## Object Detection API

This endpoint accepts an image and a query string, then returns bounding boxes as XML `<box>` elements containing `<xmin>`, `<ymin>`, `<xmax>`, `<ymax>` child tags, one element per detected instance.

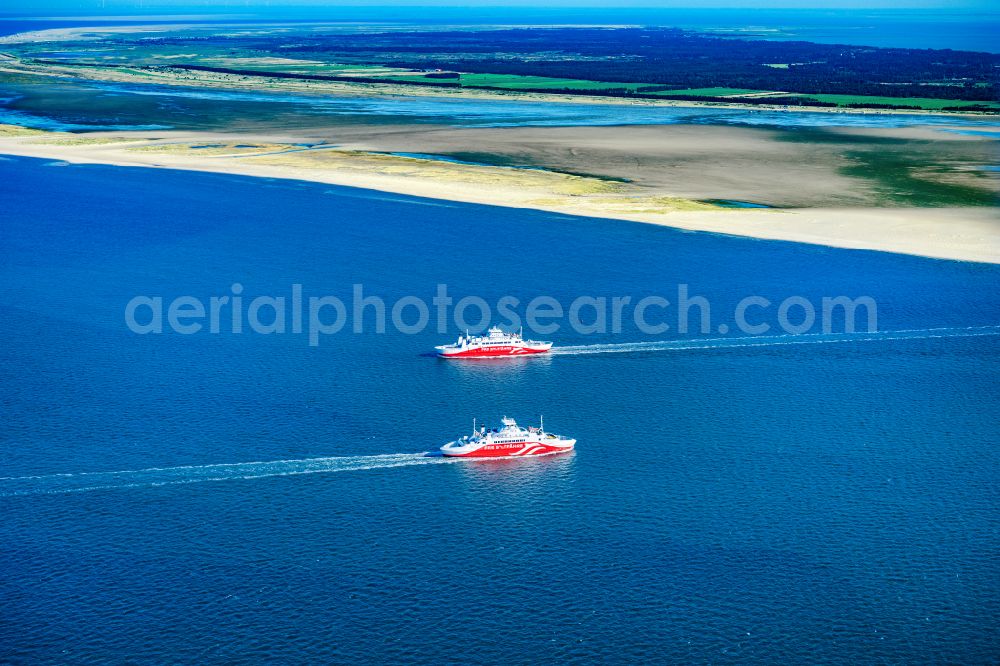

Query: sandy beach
<box><xmin>2</xmin><ymin>124</ymin><xmax>997</xmax><ymax>263</ymax></box>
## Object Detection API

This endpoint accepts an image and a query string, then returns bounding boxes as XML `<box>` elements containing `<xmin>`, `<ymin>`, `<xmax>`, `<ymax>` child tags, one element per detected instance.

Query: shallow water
<box><xmin>2</xmin><ymin>76</ymin><xmax>998</xmax><ymax>134</ymax></box>
<box><xmin>700</xmin><ymin>199</ymin><xmax>773</xmax><ymax>209</ymax></box>
<box><xmin>1</xmin><ymin>157</ymin><xmax>998</xmax><ymax>663</ymax></box>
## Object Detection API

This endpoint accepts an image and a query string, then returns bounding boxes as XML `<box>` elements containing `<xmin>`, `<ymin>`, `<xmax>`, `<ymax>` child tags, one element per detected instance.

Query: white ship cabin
<box><xmin>471</xmin><ymin>327</ymin><xmax>518</xmax><ymax>345</ymax></box>
<box><xmin>453</xmin><ymin>326</ymin><xmax>514</xmax><ymax>345</ymax></box>
<box><xmin>476</xmin><ymin>417</ymin><xmax>540</xmax><ymax>444</ymax></box>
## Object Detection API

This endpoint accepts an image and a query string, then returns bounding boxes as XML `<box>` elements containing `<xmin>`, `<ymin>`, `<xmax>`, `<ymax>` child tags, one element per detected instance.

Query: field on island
<box><xmin>797</xmin><ymin>94</ymin><xmax>1000</xmax><ymax>110</ymax></box>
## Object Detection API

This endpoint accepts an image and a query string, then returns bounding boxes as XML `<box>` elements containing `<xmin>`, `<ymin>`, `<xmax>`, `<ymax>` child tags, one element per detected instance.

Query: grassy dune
<box><xmin>0</xmin><ymin>123</ymin><xmax>44</xmax><ymax>136</ymax></box>
<box><xmin>30</xmin><ymin>136</ymin><xmax>150</xmax><ymax>146</ymax></box>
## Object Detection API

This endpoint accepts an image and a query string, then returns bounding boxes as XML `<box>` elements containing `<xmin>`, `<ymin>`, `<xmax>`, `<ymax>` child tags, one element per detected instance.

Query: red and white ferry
<box><xmin>440</xmin><ymin>416</ymin><xmax>576</xmax><ymax>458</ymax></box>
<box><xmin>435</xmin><ymin>326</ymin><xmax>552</xmax><ymax>358</ymax></box>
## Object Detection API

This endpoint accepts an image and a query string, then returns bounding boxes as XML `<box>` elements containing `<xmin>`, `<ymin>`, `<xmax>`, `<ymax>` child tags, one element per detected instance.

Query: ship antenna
<box><xmin>540</xmin><ymin>414</ymin><xmax>544</xmax><ymax>433</ymax></box>
<box><xmin>473</xmin><ymin>417</ymin><xmax>476</xmax><ymax>436</ymax></box>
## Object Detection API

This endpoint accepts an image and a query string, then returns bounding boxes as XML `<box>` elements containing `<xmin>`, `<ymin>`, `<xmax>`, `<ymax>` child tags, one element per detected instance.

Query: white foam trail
<box><xmin>551</xmin><ymin>325</ymin><xmax>1000</xmax><ymax>356</ymax></box>
<box><xmin>0</xmin><ymin>453</ymin><xmax>458</xmax><ymax>497</ymax></box>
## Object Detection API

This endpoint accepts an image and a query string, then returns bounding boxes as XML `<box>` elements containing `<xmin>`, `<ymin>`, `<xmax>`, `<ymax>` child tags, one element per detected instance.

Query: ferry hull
<box><xmin>438</xmin><ymin>345</ymin><xmax>551</xmax><ymax>359</ymax></box>
<box><xmin>441</xmin><ymin>439</ymin><xmax>575</xmax><ymax>458</ymax></box>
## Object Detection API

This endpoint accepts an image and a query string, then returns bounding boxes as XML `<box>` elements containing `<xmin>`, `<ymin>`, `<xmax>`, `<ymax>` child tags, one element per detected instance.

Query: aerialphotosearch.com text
<box><xmin>124</xmin><ymin>283</ymin><xmax>878</xmax><ymax>346</ymax></box>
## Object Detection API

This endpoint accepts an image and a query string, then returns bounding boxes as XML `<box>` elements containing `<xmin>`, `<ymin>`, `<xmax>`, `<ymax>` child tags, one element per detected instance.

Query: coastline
<box><xmin>1</xmin><ymin>54</ymin><xmax>997</xmax><ymax>120</ymax></box>
<box><xmin>2</xmin><ymin>126</ymin><xmax>997</xmax><ymax>264</ymax></box>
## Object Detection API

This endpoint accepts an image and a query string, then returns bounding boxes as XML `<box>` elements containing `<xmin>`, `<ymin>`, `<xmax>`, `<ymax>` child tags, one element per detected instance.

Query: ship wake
<box><xmin>0</xmin><ymin>453</ymin><xmax>457</xmax><ymax>497</ymax></box>
<box><xmin>551</xmin><ymin>325</ymin><xmax>1000</xmax><ymax>356</ymax></box>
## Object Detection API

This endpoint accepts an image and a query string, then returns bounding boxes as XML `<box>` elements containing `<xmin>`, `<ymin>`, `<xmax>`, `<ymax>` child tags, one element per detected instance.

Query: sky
<box><xmin>2</xmin><ymin>0</ymin><xmax>996</xmax><ymax>12</ymax></box>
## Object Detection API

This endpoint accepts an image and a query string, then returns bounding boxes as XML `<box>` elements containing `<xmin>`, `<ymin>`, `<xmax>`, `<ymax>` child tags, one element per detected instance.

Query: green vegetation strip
<box><xmin>144</xmin><ymin>64</ymin><xmax>998</xmax><ymax>112</ymax></box>
<box><xmin>796</xmin><ymin>94</ymin><xmax>1000</xmax><ymax>111</ymax></box>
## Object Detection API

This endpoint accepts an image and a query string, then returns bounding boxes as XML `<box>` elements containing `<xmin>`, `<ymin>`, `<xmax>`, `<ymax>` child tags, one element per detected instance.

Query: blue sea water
<box><xmin>0</xmin><ymin>18</ymin><xmax>157</xmax><ymax>38</ymax></box>
<box><xmin>1</xmin><ymin>8</ymin><xmax>997</xmax><ymax>52</ymax></box>
<box><xmin>1</xmin><ymin>156</ymin><xmax>999</xmax><ymax>663</ymax></box>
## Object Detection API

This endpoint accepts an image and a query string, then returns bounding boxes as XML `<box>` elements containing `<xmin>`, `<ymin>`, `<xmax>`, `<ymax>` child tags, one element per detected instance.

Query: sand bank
<box><xmin>0</xmin><ymin>126</ymin><xmax>997</xmax><ymax>264</ymax></box>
